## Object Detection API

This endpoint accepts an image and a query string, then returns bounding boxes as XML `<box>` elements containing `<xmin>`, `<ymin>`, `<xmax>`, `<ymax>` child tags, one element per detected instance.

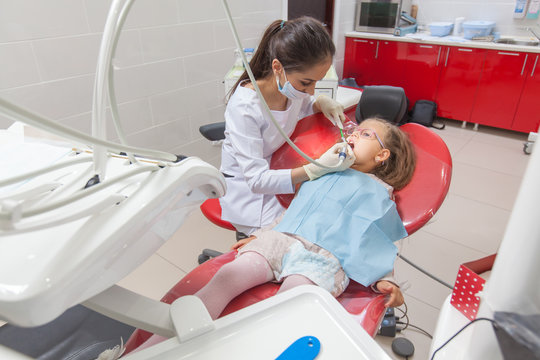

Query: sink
<box><xmin>494</xmin><ymin>37</ymin><xmax>539</xmax><ymax>46</ymax></box>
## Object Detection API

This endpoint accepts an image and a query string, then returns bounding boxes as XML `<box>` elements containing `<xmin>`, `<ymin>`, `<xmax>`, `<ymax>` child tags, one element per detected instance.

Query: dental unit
<box><xmin>1</xmin><ymin>0</ymin><xmax>539</xmax><ymax>359</ymax></box>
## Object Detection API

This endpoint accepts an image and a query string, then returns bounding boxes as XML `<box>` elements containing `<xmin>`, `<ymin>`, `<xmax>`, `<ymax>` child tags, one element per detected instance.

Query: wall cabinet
<box><xmin>344</xmin><ymin>36</ymin><xmax>540</xmax><ymax>133</ymax></box>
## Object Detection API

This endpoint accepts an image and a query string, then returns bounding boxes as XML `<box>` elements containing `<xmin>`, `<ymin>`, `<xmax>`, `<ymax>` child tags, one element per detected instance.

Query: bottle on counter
<box><xmin>526</xmin><ymin>0</ymin><xmax>540</xmax><ymax>18</ymax></box>
<box><xmin>411</xmin><ymin>0</ymin><xmax>418</xmax><ymax>19</ymax></box>
<box><xmin>453</xmin><ymin>17</ymin><xmax>465</xmax><ymax>36</ymax></box>
<box><xmin>514</xmin><ymin>0</ymin><xmax>530</xmax><ymax>19</ymax></box>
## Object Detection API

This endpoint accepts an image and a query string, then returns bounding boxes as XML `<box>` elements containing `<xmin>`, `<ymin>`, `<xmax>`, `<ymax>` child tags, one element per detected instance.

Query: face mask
<box><xmin>276</xmin><ymin>70</ymin><xmax>310</xmax><ymax>100</ymax></box>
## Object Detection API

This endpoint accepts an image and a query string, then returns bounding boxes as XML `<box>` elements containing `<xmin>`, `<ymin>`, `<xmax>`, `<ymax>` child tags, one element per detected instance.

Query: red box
<box><xmin>450</xmin><ymin>254</ymin><xmax>496</xmax><ymax>321</ymax></box>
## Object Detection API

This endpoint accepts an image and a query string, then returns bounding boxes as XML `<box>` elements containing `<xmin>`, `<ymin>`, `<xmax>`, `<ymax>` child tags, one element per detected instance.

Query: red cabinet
<box><xmin>344</xmin><ymin>37</ymin><xmax>378</xmax><ymax>86</ymax></box>
<box><xmin>343</xmin><ymin>38</ymin><xmax>407</xmax><ymax>87</ymax></box>
<box><xmin>403</xmin><ymin>43</ymin><xmax>443</xmax><ymax>107</ymax></box>
<box><xmin>435</xmin><ymin>47</ymin><xmax>486</xmax><ymax>122</ymax></box>
<box><xmin>373</xmin><ymin>40</ymin><xmax>408</xmax><ymax>87</ymax></box>
<box><xmin>344</xmin><ymin>35</ymin><xmax>539</xmax><ymax>133</ymax></box>
<box><xmin>469</xmin><ymin>50</ymin><xmax>530</xmax><ymax>129</ymax></box>
<box><xmin>512</xmin><ymin>53</ymin><xmax>540</xmax><ymax>133</ymax></box>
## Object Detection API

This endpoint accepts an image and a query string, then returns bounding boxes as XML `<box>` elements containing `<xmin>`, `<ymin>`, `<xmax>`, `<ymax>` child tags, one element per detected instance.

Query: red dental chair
<box><xmin>124</xmin><ymin>87</ymin><xmax>452</xmax><ymax>353</ymax></box>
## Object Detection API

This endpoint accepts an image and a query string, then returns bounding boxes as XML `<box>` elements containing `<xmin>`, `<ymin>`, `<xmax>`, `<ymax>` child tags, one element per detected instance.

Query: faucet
<box><xmin>527</xmin><ymin>26</ymin><xmax>540</xmax><ymax>41</ymax></box>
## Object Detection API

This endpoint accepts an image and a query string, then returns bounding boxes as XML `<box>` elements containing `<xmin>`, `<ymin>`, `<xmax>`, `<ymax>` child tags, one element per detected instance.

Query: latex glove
<box><xmin>317</xmin><ymin>94</ymin><xmax>345</xmax><ymax>129</ymax></box>
<box><xmin>303</xmin><ymin>142</ymin><xmax>355</xmax><ymax>181</ymax></box>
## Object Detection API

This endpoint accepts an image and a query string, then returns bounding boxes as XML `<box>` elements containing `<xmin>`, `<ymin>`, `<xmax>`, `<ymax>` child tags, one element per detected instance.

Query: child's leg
<box><xmin>195</xmin><ymin>251</ymin><xmax>273</xmax><ymax>319</ymax></box>
<box><xmin>276</xmin><ymin>274</ymin><xmax>315</xmax><ymax>295</ymax></box>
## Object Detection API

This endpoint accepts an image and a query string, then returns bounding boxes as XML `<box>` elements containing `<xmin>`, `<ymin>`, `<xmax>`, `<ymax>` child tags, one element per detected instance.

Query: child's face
<box><xmin>346</xmin><ymin>119</ymin><xmax>390</xmax><ymax>173</ymax></box>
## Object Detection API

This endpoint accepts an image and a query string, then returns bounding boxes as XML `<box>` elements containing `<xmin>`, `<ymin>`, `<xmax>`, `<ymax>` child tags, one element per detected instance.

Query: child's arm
<box><xmin>231</xmin><ymin>236</ymin><xmax>256</xmax><ymax>250</ymax></box>
<box><xmin>374</xmin><ymin>280</ymin><xmax>404</xmax><ymax>307</ymax></box>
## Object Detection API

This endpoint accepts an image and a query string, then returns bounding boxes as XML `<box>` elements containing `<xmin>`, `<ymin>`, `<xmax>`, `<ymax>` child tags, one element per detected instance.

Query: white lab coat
<box><xmin>220</xmin><ymin>85</ymin><xmax>315</xmax><ymax>234</ymax></box>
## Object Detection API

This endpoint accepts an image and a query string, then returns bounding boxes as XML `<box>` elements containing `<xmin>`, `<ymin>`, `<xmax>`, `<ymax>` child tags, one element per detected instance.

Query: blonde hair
<box><xmin>363</xmin><ymin>117</ymin><xmax>416</xmax><ymax>190</ymax></box>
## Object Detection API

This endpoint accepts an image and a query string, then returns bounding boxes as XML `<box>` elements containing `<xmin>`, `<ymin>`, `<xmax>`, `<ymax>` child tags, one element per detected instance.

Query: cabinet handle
<box><xmin>436</xmin><ymin>47</ymin><xmax>442</xmax><ymax>66</ymax></box>
<box><xmin>444</xmin><ymin>47</ymin><xmax>450</xmax><ymax>67</ymax></box>
<box><xmin>531</xmin><ymin>55</ymin><xmax>538</xmax><ymax>77</ymax></box>
<box><xmin>497</xmin><ymin>51</ymin><xmax>519</xmax><ymax>56</ymax></box>
<box><xmin>375</xmin><ymin>41</ymin><xmax>379</xmax><ymax>59</ymax></box>
<box><xmin>353</xmin><ymin>39</ymin><xmax>369</xmax><ymax>43</ymax></box>
<box><xmin>420</xmin><ymin>45</ymin><xmax>433</xmax><ymax>48</ymax></box>
<box><xmin>458</xmin><ymin>48</ymin><xmax>473</xmax><ymax>52</ymax></box>
<box><xmin>521</xmin><ymin>54</ymin><xmax>529</xmax><ymax>76</ymax></box>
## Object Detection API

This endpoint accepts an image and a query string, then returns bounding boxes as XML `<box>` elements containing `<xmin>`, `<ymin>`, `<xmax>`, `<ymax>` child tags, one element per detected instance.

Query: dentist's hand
<box><xmin>303</xmin><ymin>142</ymin><xmax>355</xmax><ymax>181</ymax></box>
<box><xmin>316</xmin><ymin>94</ymin><xmax>345</xmax><ymax>129</ymax></box>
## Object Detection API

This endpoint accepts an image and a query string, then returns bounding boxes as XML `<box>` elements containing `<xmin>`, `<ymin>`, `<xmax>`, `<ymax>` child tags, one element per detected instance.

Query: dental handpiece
<box><xmin>338</xmin><ymin>128</ymin><xmax>347</xmax><ymax>160</ymax></box>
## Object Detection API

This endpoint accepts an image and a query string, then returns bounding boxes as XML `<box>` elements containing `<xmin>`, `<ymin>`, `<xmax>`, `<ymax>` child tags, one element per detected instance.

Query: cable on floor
<box><xmin>398</xmin><ymin>254</ymin><xmax>454</xmax><ymax>289</ymax></box>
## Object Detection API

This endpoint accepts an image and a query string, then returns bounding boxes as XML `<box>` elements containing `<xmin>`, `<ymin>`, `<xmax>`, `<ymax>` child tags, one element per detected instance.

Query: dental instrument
<box><xmin>339</xmin><ymin>128</ymin><xmax>348</xmax><ymax>160</ymax></box>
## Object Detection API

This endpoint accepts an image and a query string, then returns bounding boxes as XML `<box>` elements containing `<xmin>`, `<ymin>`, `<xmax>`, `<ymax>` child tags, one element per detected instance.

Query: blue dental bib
<box><xmin>274</xmin><ymin>169</ymin><xmax>407</xmax><ymax>286</ymax></box>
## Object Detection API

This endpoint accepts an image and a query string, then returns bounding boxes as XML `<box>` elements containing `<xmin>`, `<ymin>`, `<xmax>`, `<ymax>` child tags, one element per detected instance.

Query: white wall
<box><xmin>0</xmin><ymin>0</ymin><xmax>282</xmax><ymax>166</ymax></box>
<box><xmin>332</xmin><ymin>0</ymin><xmax>540</xmax><ymax>78</ymax></box>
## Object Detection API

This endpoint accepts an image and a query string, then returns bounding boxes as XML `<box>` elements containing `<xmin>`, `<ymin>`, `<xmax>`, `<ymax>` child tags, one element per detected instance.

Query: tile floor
<box><xmin>117</xmin><ymin>119</ymin><xmax>531</xmax><ymax>359</ymax></box>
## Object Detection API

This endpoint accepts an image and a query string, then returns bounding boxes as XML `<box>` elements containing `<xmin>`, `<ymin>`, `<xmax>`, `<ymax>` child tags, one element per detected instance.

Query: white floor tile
<box><xmin>156</xmin><ymin>208</ymin><xmax>236</xmax><ymax>274</ymax></box>
<box><xmin>453</xmin><ymin>139</ymin><xmax>530</xmax><ymax>176</ymax></box>
<box><xmin>450</xmin><ymin>162</ymin><xmax>523</xmax><ymax>211</ymax></box>
<box><xmin>117</xmin><ymin>254</ymin><xmax>186</xmax><ymax>301</ymax></box>
<box><xmin>395</xmin><ymin>230</ymin><xmax>486</xmax><ymax>308</ymax></box>
<box><xmin>421</xmin><ymin>193</ymin><xmax>511</xmax><ymax>254</ymax></box>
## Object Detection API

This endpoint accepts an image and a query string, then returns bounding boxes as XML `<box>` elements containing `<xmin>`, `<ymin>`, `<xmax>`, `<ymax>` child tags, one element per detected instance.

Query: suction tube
<box><xmin>221</xmin><ymin>0</ymin><xmax>346</xmax><ymax>170</ymax></box>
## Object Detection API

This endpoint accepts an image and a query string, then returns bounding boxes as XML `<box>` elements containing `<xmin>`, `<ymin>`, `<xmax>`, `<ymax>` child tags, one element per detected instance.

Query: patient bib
<box><xmin>273</xmin><ymin>170</ymin><xmax>407</xmax><ymax>286</ymax></box>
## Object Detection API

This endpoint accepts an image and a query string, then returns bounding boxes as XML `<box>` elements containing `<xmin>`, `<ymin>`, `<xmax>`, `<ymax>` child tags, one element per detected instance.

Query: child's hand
<box><xmin>376</xmin><ymin>280</ymin><xmax>404</xmax><ymax>307</ymax></box>
<box><xmin>231</xmin><ymin>236</ymin><xmax>256</xmax><ymax>251</ymax></box>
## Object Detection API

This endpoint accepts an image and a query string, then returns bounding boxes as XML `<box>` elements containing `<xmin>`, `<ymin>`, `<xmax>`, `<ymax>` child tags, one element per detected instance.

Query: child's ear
<box><xmin>376</xmin><ymin>149</ymin><xmax>391</xmax><ymax>163</ymax></box>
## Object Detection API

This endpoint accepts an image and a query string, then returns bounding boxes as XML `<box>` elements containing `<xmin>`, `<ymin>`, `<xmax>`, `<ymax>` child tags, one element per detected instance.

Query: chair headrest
<box><xmin>356</xmin><ymin>86</ymin><xmax>407</xmax><ymax>125</ymax></box>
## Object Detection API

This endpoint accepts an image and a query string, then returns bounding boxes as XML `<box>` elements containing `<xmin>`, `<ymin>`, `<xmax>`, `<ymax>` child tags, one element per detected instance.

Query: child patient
<box><xmin>129</xmin><ymin>117</ymin><xmax>417</xmax><ymax>353</ymax></box>
<box><xmin>195</xmin><ymin>117</ymin><xmax>417</xmax><ymax>319</ymax></box>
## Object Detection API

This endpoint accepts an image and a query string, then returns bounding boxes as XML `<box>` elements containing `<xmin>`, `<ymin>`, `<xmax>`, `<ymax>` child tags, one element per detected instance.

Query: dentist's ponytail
<box><xmin>229</xmin><ymin>17</ymin><xmax>335</xmax><ymax>98</ymax></box>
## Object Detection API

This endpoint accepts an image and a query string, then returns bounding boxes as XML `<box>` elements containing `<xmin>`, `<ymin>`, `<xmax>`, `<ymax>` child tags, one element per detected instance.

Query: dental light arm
<box><xmin>106</xmin><ymin>0</ymin><xmax>138</xmax><ymax>165</ymax></box>
<box><xmin>221</xmin><ymin>0</ymin><xmax>346</xmax><ymax>171</ymax></box>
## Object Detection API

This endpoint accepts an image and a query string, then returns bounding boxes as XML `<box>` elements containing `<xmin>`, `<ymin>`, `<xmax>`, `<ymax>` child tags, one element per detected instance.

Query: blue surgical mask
<box><xmin>276</xmin><ymin>70</ymin><xmax>310</xmax><ymax>100</ymax></box>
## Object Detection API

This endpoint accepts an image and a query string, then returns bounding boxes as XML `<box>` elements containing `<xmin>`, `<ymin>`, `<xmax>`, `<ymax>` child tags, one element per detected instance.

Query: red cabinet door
<box><xmin>512</xmin><ymin>54</ymin><xmax>540</xmax><ymax>133</ymax></box>
<box><xmin>403</xmin><ymin>43</ymin><xmax>444</xmax><ymax>108</ymax></box>
<box><xmin>435</xmin><ymin>47</ymin><xmax>486</xmax><ymax>121</ymax></box>
<box><xmin>343</xmin><ymin>37</ymin><xmax>378</xmax><ymax>86</ymax></box>
<box><xmin>470</xmin><ymin>50</ymin><xmax>529</xmax><ymax>129</ymax></box>
<box><xmin>372</xmin><ymin>40</ymin><xmax>408</xmax><ymax>87</ymax></box>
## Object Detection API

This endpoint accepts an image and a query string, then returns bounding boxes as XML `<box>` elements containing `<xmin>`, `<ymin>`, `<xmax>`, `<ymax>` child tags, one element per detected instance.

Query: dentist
<box><xmin>220</xmin><ymin>17</ymin><xmax>354</xmax><ymax>236</ymax></box>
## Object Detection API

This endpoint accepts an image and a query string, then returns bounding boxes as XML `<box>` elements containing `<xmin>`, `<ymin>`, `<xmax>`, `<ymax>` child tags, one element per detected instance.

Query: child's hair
<box><xmin>229</xmin><ymin>16</ymin><xmax>335</xmax><ymax>96</ymax></box>
<box><xmin>365</xmin><ymin>117</ymin><xmax>416</xmax><ymax>190</ymax></box>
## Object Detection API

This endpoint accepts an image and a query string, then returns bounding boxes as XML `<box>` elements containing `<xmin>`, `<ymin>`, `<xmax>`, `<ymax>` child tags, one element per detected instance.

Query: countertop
<box><xmin>345</xmin><ymin>31</ymin><xmax>540</xmax><ymax>54</ymax></box>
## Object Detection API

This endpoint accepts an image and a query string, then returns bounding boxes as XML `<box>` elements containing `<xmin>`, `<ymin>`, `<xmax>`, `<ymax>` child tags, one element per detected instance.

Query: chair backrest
<box><xmin>356</xmin><ymin>86</ymin><xmax>408</xmax><ymax>125</ymax></box>
<box><xmin>270</xmin><ymin>107</ymin><xmax>452</xmax><ymax>236</ymax></box>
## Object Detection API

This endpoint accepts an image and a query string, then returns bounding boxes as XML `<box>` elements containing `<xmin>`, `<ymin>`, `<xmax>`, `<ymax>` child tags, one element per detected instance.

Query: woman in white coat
<box><xmin>220</xmin><ymin>17</ymin><xmax>354</xmax><ymax>236</ymax></box>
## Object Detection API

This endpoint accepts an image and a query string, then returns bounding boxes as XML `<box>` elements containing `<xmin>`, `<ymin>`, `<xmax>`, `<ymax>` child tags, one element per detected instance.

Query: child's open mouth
<box><xmin>348</xmin><ymin>142</ymin><xmax>354</xmax><ymax>150</ymax></box>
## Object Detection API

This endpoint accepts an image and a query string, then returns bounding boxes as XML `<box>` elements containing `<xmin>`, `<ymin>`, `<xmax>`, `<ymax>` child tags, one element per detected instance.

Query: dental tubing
<box><xmin>221</xmin><ymin>0</ymin><xmax>347</xmax><ymax>171</ymax></box>
<box><xmin>0</xmin><ymin>98</ymin><xmax>178</xmax><ymax>163</ymax></box>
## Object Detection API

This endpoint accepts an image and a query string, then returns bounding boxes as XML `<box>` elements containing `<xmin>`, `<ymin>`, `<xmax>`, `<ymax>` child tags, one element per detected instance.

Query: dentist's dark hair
<box><xmin>229</xmin><ymin>16</ymin><xmax>335</xmax><ymax>98</ymax></box>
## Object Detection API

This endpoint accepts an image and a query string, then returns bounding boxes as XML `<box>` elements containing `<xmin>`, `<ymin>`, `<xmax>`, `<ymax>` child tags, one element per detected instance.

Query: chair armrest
<box><xmin>199</xmin><ymin>122</ymin><xmax>226</xmax><ymax>141</ymax></box>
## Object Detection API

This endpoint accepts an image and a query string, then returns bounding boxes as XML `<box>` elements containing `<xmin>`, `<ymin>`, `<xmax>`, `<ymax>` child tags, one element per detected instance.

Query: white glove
<box><xmin>317</xmin><ymin>94</ymin><xmax>345</xmax><ymax>129</ymax></box>
<box><xmin>303</xmin><ymin>142</ymin><xmax>356</xmax><ymax>181</ymax></box>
